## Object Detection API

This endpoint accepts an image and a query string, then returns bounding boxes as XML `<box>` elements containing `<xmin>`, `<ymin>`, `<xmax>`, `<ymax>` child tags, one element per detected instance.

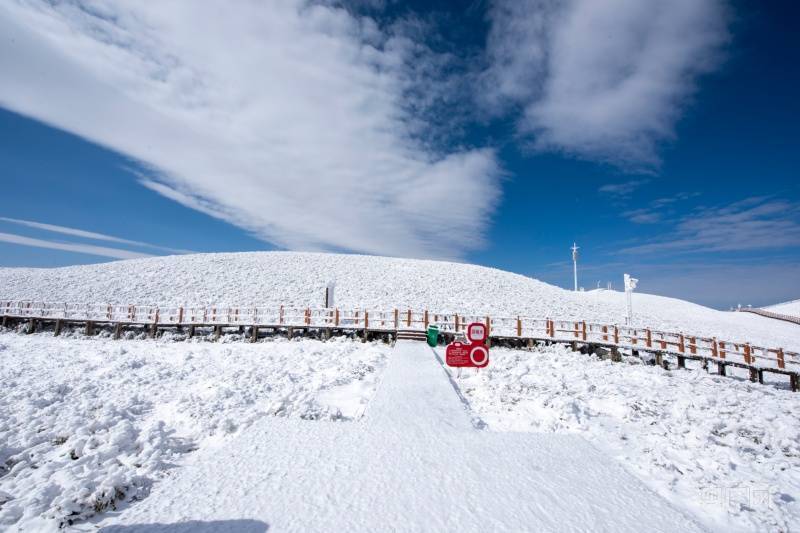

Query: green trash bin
<box><xmin>426</xmin><ymin>325</ymin><xmax>440</xmax><ymax>347</ymax></box>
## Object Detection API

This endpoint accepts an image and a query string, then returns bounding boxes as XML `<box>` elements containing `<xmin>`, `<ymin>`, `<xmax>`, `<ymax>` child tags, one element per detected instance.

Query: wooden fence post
<box><xmin>646</xmin><ymin>329</ymin><xmax>652</xmax><ymax>348</ymax></box>
<box><xmin>719</xmin><ymin>341</ymin><xmax>727</xmax><ymax>359</ymax></box>
<box><xmin>581</xmin><ymin>321</ymin><xmax>587</xmax><ymax>341</ymax></box>
<box><xmin>364</xmin><ymin>310</ymin><xmax>369</xmax><ymax>330</ymax></box>
<box><xmin>279</xmin><ymin>305</ymin><xmax>284</xmax><ymax>325</ymax></box>
<box><xmin>407</xmin><ymin>309</ymin><xmax>411</xmax><ymax>327</ymax></box>
<box><xmin>485</xmin><ymin>316</ymin><xmax>491</xmax><ymax>336</ymax></box>
<box><xmin>777</xmin><ymin>348</ymin><xmax>785</xmax><ymax>370</ymax></box>
<box><xmin>678</xmin><ymin>334</ymin><xmax>685</xmax><ymax>354</ymax></box>
<box><xmin>689</xmin><ymin>337</ymin><xmax>697</xmax><ymax>355</ymax></box>
<box><xmin>602</xmin><ymin>325</ymin><xmax>608</xmax><ymax>342</ymax></box>
<box><xmin>335</xmin><ymin>308</ymin><xmax>340</xmax><ymax>327</ymax></box>
<box><xmin>394</xmin><ymin>309</ymin><xmax>399</xmax><ymax>329</ymax></box>
<box><xmin>178</xmin><ymin>306</ymin><xmax>184</xmax><ymax>324</ymax></box>
<box><xmin>613</xmin><ymin>325</ymin><xmax>619</xmax><ymax>345</ymax></box>
<box><xmin>424</xmin><ymin>310</ymin><xmax>429</xmax><ymax>329</ymax></box>
<box><xmin>150</xmin><ymin>308</ymin><xmax>159</xmax><ymax>338</ymax></box>
<box><xmin>455</xmin><ymin>314</ymin><xmax>460</xmax><ymax>332</ymax></box>
<box><xmin>305</xmin><ymin>308</ymin><xmax>311</xmax><ymax>326</ymax></box>
<box><xmin>516</xmin><ymin>317</ymin><xmax>522</xmax><ymax>337</ymax></box>
<box><xmin>744</xmin><ymin>343</ymin><xmax>758</xmax><ymax>382</ymax></box>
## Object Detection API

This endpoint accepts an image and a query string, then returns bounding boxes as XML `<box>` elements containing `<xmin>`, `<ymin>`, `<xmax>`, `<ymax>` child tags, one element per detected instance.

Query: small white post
<box><xmin>324</xmin><ymin>281</ymin><xmax>335</xmax><ymax>308</ymax></box>
<box><xmin>624</xmin><ymin>273</ymin><xmax>638</xmax><ymax>325</ymax></box>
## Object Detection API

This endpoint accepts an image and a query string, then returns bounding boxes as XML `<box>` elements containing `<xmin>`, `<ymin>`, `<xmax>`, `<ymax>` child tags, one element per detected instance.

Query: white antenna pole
<box><xmin>571</xmin><ymin>242</ymin><xmax>579</xmax><ymax>292</ymax></box>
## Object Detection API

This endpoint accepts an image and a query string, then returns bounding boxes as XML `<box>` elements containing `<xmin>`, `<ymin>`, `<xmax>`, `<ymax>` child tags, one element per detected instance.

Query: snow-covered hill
<box><xmin>765</xmin><ymin>298</ymin><xmax>800</xmax><ymax>317</ymax></box>
<box><xmin>1</xmin><ymin>252</ymin><xmax>798</xmax><ymax>350</ymax></box>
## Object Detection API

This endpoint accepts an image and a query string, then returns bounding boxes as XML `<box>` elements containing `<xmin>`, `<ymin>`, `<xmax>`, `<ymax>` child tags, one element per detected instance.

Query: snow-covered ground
<box><xmin>0</xmin><ymin>331</ymin><xmax>389</xmax><ymax>531</ymax></box>
<box><xmin>765</xmin><ymin>299</ymin><xmax>800</xmax><ymax>317</ymax></box>
<box><xmin>441</xmin><ymin>344</ymin><xmax>800</xmax><ymax>532</ymax></box>
<box><xmin>97</xmin><ymin>341</ymin><xmax>706</xmax><ymax>533</ymax></box>
<box><xmin>1</xmin><ymin>252</ymin><xmax>798</xmax><ymax>351</ymax></box>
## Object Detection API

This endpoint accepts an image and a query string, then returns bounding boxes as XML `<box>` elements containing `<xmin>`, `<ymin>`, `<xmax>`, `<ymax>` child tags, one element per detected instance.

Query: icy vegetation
<box><xmin>0</xmin><ymin>251</ymin><xmax>798</xmax><ymax>350</ymax></box>
<box><xmin>446</xmin><ymin>344</ymin><xmax>800</xmax><ymax>532</ymax></box>
<box><xmin>0</xmin><ymin>332</ymin><xmax>389</xmax><ymax>530</ymax></box>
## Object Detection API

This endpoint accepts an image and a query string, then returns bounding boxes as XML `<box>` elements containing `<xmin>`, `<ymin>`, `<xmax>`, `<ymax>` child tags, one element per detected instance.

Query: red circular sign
<box><xmin>469</xmin><ymin>345</ymin><xmax>489</xmax><ymax>367</ymax></box>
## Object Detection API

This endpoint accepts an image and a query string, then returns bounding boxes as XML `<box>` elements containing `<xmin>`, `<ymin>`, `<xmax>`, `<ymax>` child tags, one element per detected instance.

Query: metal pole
<box><xmin>571</xmin><ymin>242</ymin><xmax>579</xmax><ymax>291</ymax></box>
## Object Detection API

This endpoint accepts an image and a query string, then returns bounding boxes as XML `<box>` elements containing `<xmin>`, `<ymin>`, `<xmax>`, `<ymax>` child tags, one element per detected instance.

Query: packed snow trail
<box><xmin>99</xmin><ymin>342</ymin><xmax>706</xmax><ymax>532</ymax></box>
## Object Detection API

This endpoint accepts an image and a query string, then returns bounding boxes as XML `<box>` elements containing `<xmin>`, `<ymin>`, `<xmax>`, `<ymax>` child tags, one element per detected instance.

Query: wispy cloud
<box><xmin>0</xmin><ymin>232</ymin><xmax>152</xmax><ymax>260</ymax></box>
<box><xmin>0</xmin><ymin>217</ymin><xmax>190</xmax><ymax>254</ymax></box>
<box><xmin>621</xmin><ymin>197</ymin><xmax>800</xmax><ymax>254</ymax></box>
<box><xmin>0</xmin><ymin>1</ymin><xmax>501</xmax><ymax>259</ymax></box>
<box><xmin>482</xmin><ymin>0</ymin><xmax>729</xmax><ymax>168</ymax></box>
<box><xmin>624</xmin><ymin>259</ymin><xmax>800</xmax><ymax>309</ymax></box>
<box><xmin>622</xmin><ymin>209</ymin><xmax>663</xmax><ymax>224</ymax></box>
<box><xmin>598</xmin><ymin>179</ymin><xmax>650</xmax><ymax>198</ymax></box>
<box><xmin>620</xmin><ymin>192</ymin><xmax>700</xmax><ymax>224</ymax></box>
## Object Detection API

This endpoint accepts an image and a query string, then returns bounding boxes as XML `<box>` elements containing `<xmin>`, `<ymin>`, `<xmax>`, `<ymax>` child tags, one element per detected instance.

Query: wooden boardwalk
<box><xmin>2</xmin><ymin>300</ymin><xmax>798</xmax><ymax>392</ymax></box>
<box><xmin>737</xmin><ymin>306</ymin><xmax>800</xmax><ymax>325</ymax></box>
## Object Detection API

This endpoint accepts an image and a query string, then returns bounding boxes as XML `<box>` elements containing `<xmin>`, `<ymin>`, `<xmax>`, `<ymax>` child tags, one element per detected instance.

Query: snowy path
<box><xmin>99</xmin><ymin>342</ymin><xmax>706</xmax><ymax>532</ymax></box>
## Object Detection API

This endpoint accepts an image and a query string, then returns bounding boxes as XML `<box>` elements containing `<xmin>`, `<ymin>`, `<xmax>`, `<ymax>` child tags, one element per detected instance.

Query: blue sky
<box><xmin>1</xmin><ymin>0</ymin><xmax>798</xmax><ymax>309</ymax></box>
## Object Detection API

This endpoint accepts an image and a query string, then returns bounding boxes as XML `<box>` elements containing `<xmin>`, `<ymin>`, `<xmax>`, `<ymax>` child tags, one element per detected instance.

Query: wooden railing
<box><xmin>2</xmin><ymin>299</ymin><xmax>798</xmax><ymax>375</ymax></box>
<box><xmin>737</xmin><ymin>307</ymin><xmax>800</xmax><ymax>325</ymax></box>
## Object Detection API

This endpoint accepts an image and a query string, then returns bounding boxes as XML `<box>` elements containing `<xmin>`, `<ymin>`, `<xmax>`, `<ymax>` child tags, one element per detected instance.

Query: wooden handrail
<box><xmin>2</xmin><ymin>299</ymin><xmax>798</xmax><ymax>370</ymax></box>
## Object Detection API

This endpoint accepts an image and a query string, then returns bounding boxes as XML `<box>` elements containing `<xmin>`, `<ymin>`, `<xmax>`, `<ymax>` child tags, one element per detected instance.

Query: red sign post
<box><xmin>446</xmin><ymin>322</ymin><xmax>489</xmax><ymax>368</ymax></box>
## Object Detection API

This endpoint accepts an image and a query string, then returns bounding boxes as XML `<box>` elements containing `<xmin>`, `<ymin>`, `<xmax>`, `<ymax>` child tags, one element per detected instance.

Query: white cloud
<box><xmin>0</xmin><ymin>232</ymin><xmax>152</xmax><ymax>260</ymax></box>
<box><xmin>621</xmin><ymin>208</ymin><xmax>662</xmax><ymax>225</ymax></box>
<box><xmin>0</xmin><ymin>217</ymin><xmax>191</xmax><ymax>254</ymax></box>
<box><xmin>628</xmin><ymin>260</ymin><xmax>800</xmax><ymax>310</ymax></box>
<box><xmin>598</xmin><ymin>179</ymin><xmax>650</xmax><ymax>198</ymax></box>
<box><xmin>484</xmin><ymin>0</ymin><xmax>728</xmax><ymax>167</ymax></box>
<box><xmin>0</xmin><ymin>1</ymin><xmax>501</xmax><ymax>259</ymax></box>
<box><xmin>621</xmin><ymin>197</ymin><xmax>800</xmax><ymax>254</ymax></box>
<box><xmin>619</xmin><ymin>192</ymin><xmax>700</xmax><ymax>224</ymax></box>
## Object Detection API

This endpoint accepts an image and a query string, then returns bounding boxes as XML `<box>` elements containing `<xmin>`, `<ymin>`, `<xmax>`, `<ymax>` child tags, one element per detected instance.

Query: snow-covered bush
<box><xmin>0</xmin><ymin>333</ymin><xmax>389</xmax><ymax>530</ymax></box>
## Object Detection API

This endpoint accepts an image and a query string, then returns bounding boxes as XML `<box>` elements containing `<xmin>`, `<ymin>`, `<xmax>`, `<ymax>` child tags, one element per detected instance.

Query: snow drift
<box><xmin>0</xmin><ymin>333</ymin><xmax>389</xmax><ymax>530</ymax></box>
<box><xmin>446</xmin><ymin>345</ymin><xmax>800</xmax><ymax>532</ymax></box>
<box><xmin>766</xmin><ymin>299</ymin><xmax>800</xmax><ymax>318</ymax></box>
